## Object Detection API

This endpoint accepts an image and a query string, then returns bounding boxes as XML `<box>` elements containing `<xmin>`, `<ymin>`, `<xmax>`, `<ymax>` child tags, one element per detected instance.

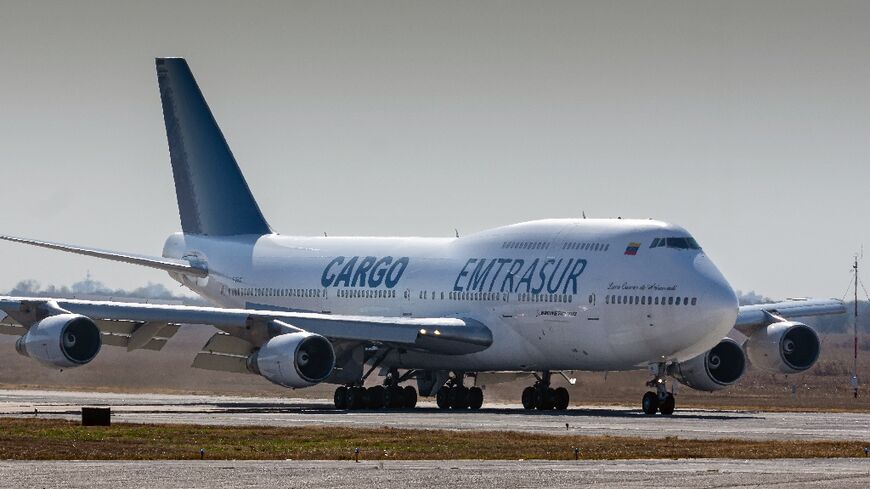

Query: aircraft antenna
<box><xmin>454</xmin><ymin>229</ymin><xmax>460</xmax><ymax>238</ymax></box>
<box><xmin>853</xmin><ymin>254</ymin><xmax>859</xmax><ymax>398</ymax></box>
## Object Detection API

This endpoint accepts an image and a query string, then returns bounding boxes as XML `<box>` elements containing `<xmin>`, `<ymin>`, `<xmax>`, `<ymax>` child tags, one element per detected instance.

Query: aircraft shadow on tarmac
<box><xmin>200</xmin><ymin>402</ymin><xmax>750</xmax><ymax>421</ymax></box>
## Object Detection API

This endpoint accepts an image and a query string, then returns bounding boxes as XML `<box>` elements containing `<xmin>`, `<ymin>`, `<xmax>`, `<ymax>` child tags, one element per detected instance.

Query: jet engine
<box><xmin>15</xmin><ymin>314</ymin><xmax>102</xmax><ymax>368</ymax></box>
<box><xmin>247</xmin><ymin>332</ymin><xmax>335</xmax><ymax>388</ymax></box>
<box><xmin>669</xmin><ymin>338</ymin><xmax>746</xmax><ymax>392</ymax></box>
<box><xmin>745</xmin><ymin>321</ymin><xmax>820</xmax><ymax>374</ymax></box>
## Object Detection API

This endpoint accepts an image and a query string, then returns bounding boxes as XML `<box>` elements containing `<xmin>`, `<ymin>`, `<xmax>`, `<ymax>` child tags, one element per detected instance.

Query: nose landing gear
<box><xmin>521</xmin><ymin>371</ymin><xmax>570</xmax><ymax>411</ymax></box>
<box><xmin>642</xmin><ymin>362</ymin><xmax>675</xmax><ymax>415</ymax></box>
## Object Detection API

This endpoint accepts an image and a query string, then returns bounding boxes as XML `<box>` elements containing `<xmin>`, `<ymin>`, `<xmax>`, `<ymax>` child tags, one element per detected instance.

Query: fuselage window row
<box><xmin>560</xmin><ymin>242</ymin><xmax>610</xmax><ymax>252</ymax></box>
<box><xmin>604</xmin><ymin>295</ymin><xmax>698</xmax><ymax>306</ymax></box>
<box><xmin>223</xmin><ymin>287</ymin><xmax>324</xmax><ymax>298</ymax></box>
<box><xmin>337</xmin><ymin>289</ymin><xmax>397</xmax><ymax>299</ymax></box>
<box><xmin>501</xmin><ymin>240</ymin><xmax>552</xmax><ymax>250</ymax></box>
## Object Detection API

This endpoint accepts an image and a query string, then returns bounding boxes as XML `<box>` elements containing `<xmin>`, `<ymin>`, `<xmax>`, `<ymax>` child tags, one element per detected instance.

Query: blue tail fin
<box><xmin>156</xmin><ymin>58</ymin><xmax>272</xmax><ymax>236</ymax></box>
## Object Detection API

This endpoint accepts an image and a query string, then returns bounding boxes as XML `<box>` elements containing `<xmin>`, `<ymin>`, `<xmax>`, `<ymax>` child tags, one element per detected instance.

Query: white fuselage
<box><xmin>163</xmin><ymin>218</ymin><xmax>738</xmax><ymax>373</ymax></box>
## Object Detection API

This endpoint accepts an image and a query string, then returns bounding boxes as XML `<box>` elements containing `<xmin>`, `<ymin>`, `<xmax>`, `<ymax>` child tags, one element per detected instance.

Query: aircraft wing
<box><xmin>0</xmin><ymin>297</ymin><xmax>492</xmax><ymax>356</ymax></box>
<box><xmin>734</xmin><ymin>298</ymin><xmax>846</xmax><ymax>335</ymax></box>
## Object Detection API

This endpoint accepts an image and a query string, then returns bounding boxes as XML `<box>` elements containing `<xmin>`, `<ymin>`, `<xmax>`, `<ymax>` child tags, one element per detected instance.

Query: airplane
<box><xmin>0</xmin><ymin>58</ymin><xmax>845</xmax><ymax>415</ymax></box>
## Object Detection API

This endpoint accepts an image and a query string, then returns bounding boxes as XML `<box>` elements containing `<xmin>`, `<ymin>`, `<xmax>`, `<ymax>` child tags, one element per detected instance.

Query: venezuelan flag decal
<box><xmin>624</xmin><ymin>242</ymin><xmax>641</xmax><ymax>256</ymax></box>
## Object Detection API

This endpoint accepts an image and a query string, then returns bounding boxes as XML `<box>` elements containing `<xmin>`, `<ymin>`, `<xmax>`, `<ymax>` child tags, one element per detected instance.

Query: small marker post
<box><xmin>200</xmin><ymin>448</ymin><xmax>205</xmax><ymax>460</ymax></box>
<box><xmin>573</xmin><ymin>447</ymin><xmax>580</xmax><ymax>460</ymax></box>
<box><xmin>354</xmin><ymin>447</ymin><xmax>360</xmax><ymax>463</ymax></box>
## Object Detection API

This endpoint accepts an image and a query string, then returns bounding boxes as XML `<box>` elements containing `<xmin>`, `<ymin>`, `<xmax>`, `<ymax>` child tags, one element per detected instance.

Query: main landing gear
<box><xmin>521</xmin><ymin>371</ymin><xmax>570</xmax><ymax>411</ymax></box>
<box><xmin>641</xmin><ymin>363</ymin><xmax>675</xmax><ymax>415</ymax></box>
<box><xmin>333</xmin><ymin>369</ymin><xmax>418</xmax><ymax>410</ymax></box>
<box><xmin>436</xmin><ymin>374</ymin><xmax>484</xmax><ymax>410</ymax></box>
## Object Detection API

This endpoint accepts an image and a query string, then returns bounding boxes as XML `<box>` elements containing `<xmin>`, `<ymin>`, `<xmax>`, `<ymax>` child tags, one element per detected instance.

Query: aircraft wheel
<box><xmin>467</xmin><ymin>387</ymin><xmax>484</xmax><ymax>410</ymax></box>
<box><xmin>333</xmin><ymin>386</ymin><xmax>348</xmax><ymax>409</ymax></box>
<box><xmin>521</xmin><ymin>386</ymin><xmax>536</xmax><ymax>410</ymax></box>
<box><xmin>383</xmin><ymin>385</ymin><xmax>403</xmax><ymax>409</ymax></box>
<box><xmin>403</xmin><ymin>386</ymin><xmax>418</xmax><ymax>409</ymax></box>
<box><xmin>642</xmin><ymin>391</ymin><xmax>659</xmax><ymax>415</ymax></box>
<box><xmin>346</xmin><ymin>386</ymin><xmax>365</xmax><ymax>410</ymax></box>
<box><xmin>367</xmin><ymin>385</ymin><xmax>386</xmax><ymax>409</ymax></box>
<box><xmin>659</xmin><ymin>393</ymin><xmax>675</xmax><ymax>415</ymax></box>
<box><xmin>449</xmin><ymin>386</ymin><xmax>469</xmax><ymax>409</ymax></box>
<box><xmin>436</xmin><ymin>387</ymin><xmax>450</xmax><ymax>409</ymax></box>
<box><xmin>553</xmin><ymin>387</ymin><xmax>570</xmax><ymax>410</ymax></box>
<box><xmin>536</xmin><ymin>388</ymin><xmax>555</xmax><ymax>410</ymax></box>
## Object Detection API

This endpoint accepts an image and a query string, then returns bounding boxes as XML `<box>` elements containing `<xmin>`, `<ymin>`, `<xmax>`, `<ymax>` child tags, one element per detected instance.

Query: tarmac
<box><xmin>1</xmin><ymin>459</ymin><xmax>869</xmax><ymax>488</ymax></box>
<box><xmin>2</xmin><ymin>389</ymin><xmax>870</xmax><ymax>441</ymax></box>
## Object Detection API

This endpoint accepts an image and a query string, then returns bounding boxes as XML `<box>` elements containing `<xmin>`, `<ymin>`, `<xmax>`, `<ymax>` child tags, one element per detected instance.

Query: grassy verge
<box><xmin>1</xmin><ymin>418</ymin><xmax>869</xmax><ymax>460</ymax></box>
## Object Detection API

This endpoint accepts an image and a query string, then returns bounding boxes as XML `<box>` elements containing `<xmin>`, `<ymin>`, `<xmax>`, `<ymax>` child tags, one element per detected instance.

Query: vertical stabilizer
<box><xmin>156</xmin><ymin>57</ymin><xmax>272</xmax><ymax>236</ymax></box>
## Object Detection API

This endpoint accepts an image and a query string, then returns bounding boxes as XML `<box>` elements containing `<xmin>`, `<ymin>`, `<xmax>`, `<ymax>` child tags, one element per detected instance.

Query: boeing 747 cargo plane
<box><xmin>0</xmin><ymin>59</ymin><xmax>845</xmax><ymax>414</ymax></box>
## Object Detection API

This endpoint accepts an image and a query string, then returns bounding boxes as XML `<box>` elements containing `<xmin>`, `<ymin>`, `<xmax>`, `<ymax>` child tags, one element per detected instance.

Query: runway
<box><xmin>1</xmin><ymin>459</ymin><xmax>869</xmax><ymax>489</ymax></box>
<box><xmin>2</xmin><ymin>389</ymin><xmax>870</xmax><ymax>441</ymax></box>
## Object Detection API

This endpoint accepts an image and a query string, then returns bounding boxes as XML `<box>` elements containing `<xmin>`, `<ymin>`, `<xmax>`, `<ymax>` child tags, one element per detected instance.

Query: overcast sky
<box><xmin>0</xmin><ymin>1</ymin><xmax>868</xmax><ymax>300</ymax></box>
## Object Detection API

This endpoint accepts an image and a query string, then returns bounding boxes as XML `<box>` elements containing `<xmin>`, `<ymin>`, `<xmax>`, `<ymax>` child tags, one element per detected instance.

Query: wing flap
<box><xmin>203</xmin><ymin>332</ymin><xmax>255</xmax><ymax>356</ymax></box>
<box><xmin>0</xmin><ymin>323</ymin><xmax>25</xmax><ymax>336</ymax></box>
<box><xmin>192</xmin><ymin>352</ymin><xmax>250</xmax><ymax>374</ymax></box>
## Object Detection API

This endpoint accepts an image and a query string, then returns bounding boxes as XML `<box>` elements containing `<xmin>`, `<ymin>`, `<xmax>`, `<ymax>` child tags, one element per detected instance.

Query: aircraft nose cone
<box><xmin>694</xmin><ymin>253</ymin><xmax>739</xmax><ymax>338</ymax></box>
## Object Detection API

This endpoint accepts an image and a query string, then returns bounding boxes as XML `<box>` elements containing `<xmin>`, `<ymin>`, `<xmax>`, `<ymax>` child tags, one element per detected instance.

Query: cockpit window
<box><xmin>651</xmin><ymin>237</ymin><xmax>701</xmax><ymax>250</ymax></box>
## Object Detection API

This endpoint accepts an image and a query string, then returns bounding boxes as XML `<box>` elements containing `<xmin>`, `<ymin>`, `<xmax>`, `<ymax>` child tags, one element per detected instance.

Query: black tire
<box><xmin>659</xmin><ymin>393</ymin><xmax>675</xmax><ymax>415</ymax></box>
<box><xmin>367</xmin><ymin>385</ymin><xmax>386</xmax><ymax>409</ymax></box>
<box><xmin>383</xmin><ymin>386</ymin><xmax>403</xmax><ymax>409</ymax></box>
<box><xmin>403</xmin><ymin>386</ymin><xmax>418</xmax><ymax>409</ymax></box>
<box><xmin>553</xmin><ymin>387</ymin><xmax>570</xmax><ymax>410</ymax></box>
<box><xmin>436</xmin><ymin>387</ymin><xmax>450</xmax><ymax>409</ymax></box>
<box><xmin>449</xmin><ymin>386</ymin><xmax>469</xmax><ymax>409</ymax></box>
<box><xmin>347</xmin><ymin>387</ymin><xmax>365</xmax><ymax>410</ymax></box>
<box><xmin>467</xmin><ymin>387</ymin><xmax>484</xmax><ymax>410</ymax></box>
<box><xmin>536</xmin><ymin>388</ymin><xmax>555</xmax><ymax>410</ymax></box>
<box><xmin>521</xmin><ymin>386</ymin><xmax>536</xmax><ymax>410</ymax></box>
<box><xmin>642</xmin><ymin>391</ymin><xmax>659</xmax><ymax>415</ymax></box>
<box><xmin>333</xmin><ymin>386</ymin><xmax>348</xmax><ymax>409</ymax></box>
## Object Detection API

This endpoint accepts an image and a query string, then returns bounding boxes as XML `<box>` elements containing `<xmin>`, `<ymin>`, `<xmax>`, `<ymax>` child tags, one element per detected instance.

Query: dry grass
<box><xmin>1</xmin><ymin>418</ymin><xmax>869</xmax><ymax>461</ymax></box>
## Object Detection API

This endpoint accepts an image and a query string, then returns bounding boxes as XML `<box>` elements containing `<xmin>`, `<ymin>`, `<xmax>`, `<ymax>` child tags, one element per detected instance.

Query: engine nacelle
<box><xmin>745</xmin><ymin>321</ymin><xmax>820</xmax><ymax>374</ymax></box>
<box><xmin>669</xmin><ymin>338</ymin><xmax>746</xmax><ymax>392</ymax></box>
<box><xmin>15</xmin><ymin>314</ymin><xmax>102</xmax><ymax>368</ymax></box>
<box><xmin>247</xmin><ymin>332</ymin><xmax>335</xmax><ymax>388</ymax></box>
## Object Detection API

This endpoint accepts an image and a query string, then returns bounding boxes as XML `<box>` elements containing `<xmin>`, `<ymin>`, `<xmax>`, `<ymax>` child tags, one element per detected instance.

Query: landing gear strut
<box><xmin>642</xmin><ymin>362</ymin><xmax>675</xmax><ymax>415</ymax></box>
<box><xmin>521</xmin><ymin>371</ymin><xmax>570</xmax><ymax>411</ymax></box>
<box><xmin>333</xmin><ymin>368</ymin><xmax>418</xmax><ymax>410</ymax></box>
<box><xmin>436</xmin><ymin>373</ymin><xmax>484</xmax><ymax>410</ymax></box>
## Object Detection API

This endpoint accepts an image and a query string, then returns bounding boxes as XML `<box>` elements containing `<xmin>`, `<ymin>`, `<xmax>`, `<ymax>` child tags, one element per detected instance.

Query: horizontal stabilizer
<box><xmin>0</xmin><ymin>235</ymin><xmax>207</xmax><ymax>277</ymax></box>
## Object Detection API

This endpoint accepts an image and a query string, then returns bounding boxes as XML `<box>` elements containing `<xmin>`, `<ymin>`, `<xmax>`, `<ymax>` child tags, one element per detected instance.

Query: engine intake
<box><xmin>669</xmin><ymin>338</ymin><xmax>746</xmax><ymax>392</ymax></box>
<box><xmin>15</xmin><ymin>314</ymin><xmax>102</xmax><ymax>368</ymax></box>
<box><xmin>745</xmin><ymin>321</ymin><xmax>820</xmax><ymax>374</ymax></box>
<box><xmin>247</xmin><ymin>332</ymin><xmax>335</xmax><ymax>388</ymax></box>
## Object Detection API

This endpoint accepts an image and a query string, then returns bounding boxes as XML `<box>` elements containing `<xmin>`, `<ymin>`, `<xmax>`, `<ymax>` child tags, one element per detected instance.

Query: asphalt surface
<box><xmin>2</xmin><ymin>389</ymin><xmax>870</xmax><ymax>441</ymax></box>
<box><xmin>1</xmin><ymin>459</ymin><xmax>869</xmax><ymax>488</ymax></box>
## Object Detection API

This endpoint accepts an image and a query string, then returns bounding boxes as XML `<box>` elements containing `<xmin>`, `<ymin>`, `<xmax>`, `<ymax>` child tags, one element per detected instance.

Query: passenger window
<box><xmin>691</xmin><ymin>297</ymin><xmax>697</xmax><ymax>305</ymax></box>
<box><xmin>668</xmin><ymin>297</ymin><xmax>674</xmax><ymax>305</ymax></box>
<box><xmin>675</xmin><ymin>297</ymin><xmax>681</xmax><ymax>305</ymax></box>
